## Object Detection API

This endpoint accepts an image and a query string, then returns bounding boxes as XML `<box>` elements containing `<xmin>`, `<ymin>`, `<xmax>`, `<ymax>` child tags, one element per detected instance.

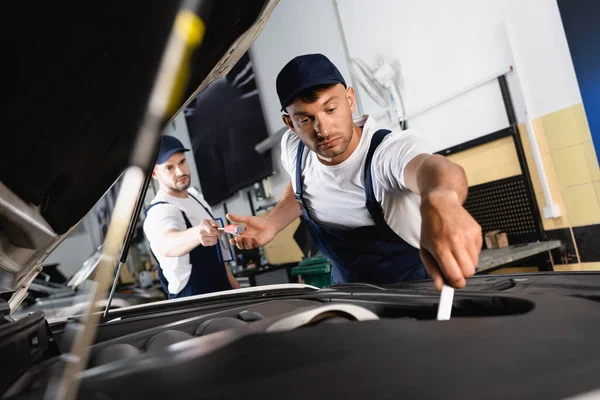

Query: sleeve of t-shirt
<box><xmin>143</xmin><ymin>203</ymin><xmax>187</xmax><ymax>246</ymax></box>
<box><xmin>280</xmin><ymin>129</ymin><xmax>299</xmax><ymax>179</ymax></box>
<box><xmin>372</xmin><ymin>128</ymin><xmax>431</xmax><ymax>192</ymax></box>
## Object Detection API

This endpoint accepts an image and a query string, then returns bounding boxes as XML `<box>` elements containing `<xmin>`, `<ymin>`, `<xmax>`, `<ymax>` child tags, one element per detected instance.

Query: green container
<box><xmin>291</xmin><ymin>255</ymin><xmax>332</xmax><ymax>288</ymax></box>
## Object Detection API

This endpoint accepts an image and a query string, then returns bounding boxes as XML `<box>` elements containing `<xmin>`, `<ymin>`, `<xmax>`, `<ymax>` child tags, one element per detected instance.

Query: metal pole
<box><xmin>118</xmin><ymin>149</ymin><xmax>157</xmax><ymax>265</ymax></box>
<box><xmin>102</xmin><ymin>160</ymin><xmax>155</xmax><ymax>323</ymax></box>
<box><xmin>102</xmin><ymin>261</ymin><xmax>124</xmax><ymax>321</ymax></box>
<box><xmin>404</xmin><ymin>66</ymin><xmax>513</xmax><ymax>121</ymax></box>
<box><xmin>505</xmin><ymin>18</ymin><xmax>559</xmax><ymax>219</ymax></box>
<box><xmin>332</xmin><ymin>0</ymin><xmax>364</xmax><ymax>116</ymax></box>
<box><xmin>498</xmin><ymin>75</ymin><xmax>547</xmax><ymax>242</ymax></box>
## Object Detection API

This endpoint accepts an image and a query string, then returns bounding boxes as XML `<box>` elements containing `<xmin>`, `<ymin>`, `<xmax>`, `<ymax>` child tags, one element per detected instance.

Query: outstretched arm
<box><xmin>404</xmin><ymin>154</ymin><xmax>482</xmax><ymax>290</ymax></box>
<box><xmin>227</xmin><ymin>181</ymin><xmax>301</xmax><ymax>250</ymax></box>
<box><xmin>156</xmin><ymin>219</ymin><xmax>221</xmax><ymax>257</ymax></box>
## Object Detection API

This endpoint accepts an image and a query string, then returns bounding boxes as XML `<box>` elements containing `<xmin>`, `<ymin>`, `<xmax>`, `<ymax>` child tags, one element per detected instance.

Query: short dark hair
<box><xmin>284</xmin><ymin>83</ymin><xmax>337</xmax><ymax>113</ymax></box>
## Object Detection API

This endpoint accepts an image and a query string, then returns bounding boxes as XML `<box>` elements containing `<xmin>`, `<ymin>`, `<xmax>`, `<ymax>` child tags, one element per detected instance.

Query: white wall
<box><xmin>505</xmin><ymin>0</ymin><xmax>582</xmax><ymax>117</ymax></box>
<box><xmin>335</xmin><ymin>0</ymin><xmax>582</xmax><ymax>151</ymax></box>
<box><xmin>168</xmin><ymin>0</ymin><xmax>584</xmax><ymax>211</ymax></box>
<box><xmin>249</xmin><ymin>0</ymin><xmax>354</xmax><ymax>135</ymax></box>
<box><xmin>44</xmin><ymin>211</ymin><xmax>98</xmax><ymax>278</ymax></box>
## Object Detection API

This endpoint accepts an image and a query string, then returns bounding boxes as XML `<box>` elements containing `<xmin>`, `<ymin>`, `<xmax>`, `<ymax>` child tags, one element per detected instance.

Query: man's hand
<box><xmin>404</xmin><ymin>154</ymin><xmax>480</xmax><ymax>290</ymax></box>
<box><xmin>226</xmin><ymin>213</ymin><xmax>278</xmax><ymax>250</ymax></box>
<box><xmin>198</xmin><ymin>219</ymin><xmax>220</xmax><ymax>247</ymax></box>
<box><xmin>225</xmin><ymin>181</ymin><xmax>301</xmax><ymax>251</ymax></box>
<box><xmin>419</xmin><ymin>190</ymin><xmax>482</xmax><ymax>291</ymax></box>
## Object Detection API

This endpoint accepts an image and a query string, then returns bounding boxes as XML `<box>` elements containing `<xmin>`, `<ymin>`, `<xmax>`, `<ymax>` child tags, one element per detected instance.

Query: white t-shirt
<box><xmin>143</xmin><ymin>188</ymin><xmax>215</xmax><ymax>294</ymax></box>
<box><xmin>280</xmin><ymin>115</ymin><xmax>429</xmax><ymax>248</ymax></box>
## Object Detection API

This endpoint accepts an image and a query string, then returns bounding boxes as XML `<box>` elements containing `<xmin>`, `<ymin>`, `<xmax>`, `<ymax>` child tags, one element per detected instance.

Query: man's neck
<box><xmin>318</xmin><ymin>124</ymin><xmax>362</xmax><ymax>166</ymax></box>
<box><xmin>161</xmin><ymin>186</ymin><xmax>189</xmax><ymax>199</ymax></box>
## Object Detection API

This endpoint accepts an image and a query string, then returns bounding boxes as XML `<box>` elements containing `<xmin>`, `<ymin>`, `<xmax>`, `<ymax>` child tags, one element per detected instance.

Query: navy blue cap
<box><xmin>156</xmin><ymin>135</ymin><xmax>189</xmax><ymax>164</ymax></box>
<box><xmin>276</xmin><ymin>53</ymin><xmax>346</xmax><ymax>111</ymax></box>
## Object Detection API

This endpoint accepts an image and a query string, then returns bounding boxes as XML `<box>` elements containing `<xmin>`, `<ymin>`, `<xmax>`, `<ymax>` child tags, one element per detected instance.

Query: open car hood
<box><xmin>1</xmin><ymin>0</ymin><xmax>279</xmax><ymax>310</ymax></box>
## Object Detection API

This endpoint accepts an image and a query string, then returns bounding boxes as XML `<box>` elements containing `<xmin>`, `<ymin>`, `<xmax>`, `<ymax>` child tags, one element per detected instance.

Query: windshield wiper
<box><xmin>327</xmin><ymin>282</ymin><xmax>389</xmax><ymax>291</ymax></box>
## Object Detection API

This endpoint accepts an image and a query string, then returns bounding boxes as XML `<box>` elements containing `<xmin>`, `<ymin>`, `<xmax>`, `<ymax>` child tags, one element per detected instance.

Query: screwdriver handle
<box><xmin>436</xmin><ymin>284</ymin><xmax>454</xmax><ymax>321</ymax></box>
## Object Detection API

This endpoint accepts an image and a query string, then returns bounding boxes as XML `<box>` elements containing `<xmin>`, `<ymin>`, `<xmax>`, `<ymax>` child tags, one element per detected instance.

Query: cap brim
<box><xmin>280</xmin><ymin>78</ymin><xmax>345</xmax><ymax>112</ymax></box>
<box><xmin>156</xmin><ymin>147</ymin><xmax>190</xmax><ymax>164</ymax></box>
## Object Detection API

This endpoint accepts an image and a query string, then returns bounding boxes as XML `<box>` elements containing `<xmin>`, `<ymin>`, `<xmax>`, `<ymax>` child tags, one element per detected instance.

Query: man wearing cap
<box><xmin>143</xmin><ymin>135</ymin><xmax>240</xmax><ymax>299</ymax></box>
<box><xmin>227</xmin><ymin>54</ymin><xmax>482</xmax><ymax>290</ymax></box>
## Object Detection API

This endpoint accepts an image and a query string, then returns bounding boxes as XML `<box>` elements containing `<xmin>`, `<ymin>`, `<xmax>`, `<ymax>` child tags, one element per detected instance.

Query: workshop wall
<box><xmin>155</xmin><ymin>0</ymin><xmax>600</xmax><ymax>273</ymax></box>
<box><xmin>157</xmin><ymin>106</ymin><xmax>269</xmax><ymax>221</ymax></box>
<box><xmin>203</xmin><ymin>0</ymin><xmax>354</xmax><ymax>221</ymax></box>
<box><xmin>241</xmin><ymin>0</ymin><xmax>588</xmax><ymax>192</ymax></box>
<box><xmin>335</xmin><ymin>0</ymin><xmax>582</xmax><ymax>152</ymax></box>
<box><xmin>329</xmin><ymin>0</ymin><xmax>599</xmax><ymax>271</ymax></box>
<box><xmin>447</xmin><ymin>102</ymin><xmax>600</xmax><ymax>271</ymax></box>
<box><xmin>523</xmin><ymin>104</ymin><xmax>600</xmax><ymax>271</ymax></box>
<box><xmin>445</xmin><ymin>136</ymin><xmax>521</xmax><ymax>187</ymax></box>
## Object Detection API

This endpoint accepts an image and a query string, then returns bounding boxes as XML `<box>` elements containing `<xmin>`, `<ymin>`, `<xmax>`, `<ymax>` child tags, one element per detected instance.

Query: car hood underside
<box><xmin>0</xmin><ymin>0</ymin><xmax>278</xmax><ymax>305</ymax></box>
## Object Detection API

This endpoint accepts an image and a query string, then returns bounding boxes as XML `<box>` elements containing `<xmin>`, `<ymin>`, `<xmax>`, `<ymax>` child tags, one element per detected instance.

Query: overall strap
<box><xmin>293</xmin><ymin>141</ymin><xmax>314</xmax><ymax>220</ymax></box>
<box><xmin>294</xmin><ymin>141</ymin><xmax>306</xmax><ymax>200</ymax></box>
<box><xmin>179</xmin><ymin>210</ymin><xmax>193</xmax><ymax>229</ymax></box>
<box><xmin>144</xmin><ymin>200</ymin><xmax>193</xmax><ymax>229</ymax></box>
<box><xmin>363</xmin><ymin>129</ymin><xmax>392</xmax><ymax>221</ymax></box>
<box><xmin>188</xmin><ymin>192</ymin><xmax>215</xmax><ymax>220</ymax></box>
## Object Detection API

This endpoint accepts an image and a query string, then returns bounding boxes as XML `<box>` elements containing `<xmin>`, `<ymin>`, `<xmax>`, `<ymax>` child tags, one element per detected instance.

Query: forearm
<box><xmin>415</xmin><ymin>155</ymin><xmax>468</xmax><ymax>203</ymax></box>
<box><xmin>414</xmin><ymin>155</ymin><xmax>481</xmax><ymax>290</ymax></box>
<box><xmin>157</xmin><ymin>227</ymin><xmax>201</xmax><ymax>257</ymax></box>
<box><xmin>264</xmin><ymin>181</ymin><xmax>302</xmax><ymax>233</ymax></box>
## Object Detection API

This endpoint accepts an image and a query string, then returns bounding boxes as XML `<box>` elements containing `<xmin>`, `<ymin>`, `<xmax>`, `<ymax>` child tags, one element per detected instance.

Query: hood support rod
<box><xmin>102</xmin><ymin>163</ymin><xmax>155</xmax><ymax>323</ymax></box>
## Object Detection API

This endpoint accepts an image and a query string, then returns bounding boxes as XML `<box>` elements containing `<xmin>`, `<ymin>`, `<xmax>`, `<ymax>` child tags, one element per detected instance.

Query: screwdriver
<box><xmin>217</xmin><ymin>223</ymin><xmax>245</xmax><ymax>235</ymax></box>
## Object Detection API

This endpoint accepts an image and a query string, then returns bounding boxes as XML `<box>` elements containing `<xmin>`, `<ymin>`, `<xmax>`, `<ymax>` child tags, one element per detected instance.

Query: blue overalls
<box><xmin>144</xmin><ymin>193</ymin><xmax>231</xmax><ymax>299</ymax></box>
<box><xmin>295</xmin><ymin>129</ymin><xmax>428</xmax><ymax>285</ymax></box>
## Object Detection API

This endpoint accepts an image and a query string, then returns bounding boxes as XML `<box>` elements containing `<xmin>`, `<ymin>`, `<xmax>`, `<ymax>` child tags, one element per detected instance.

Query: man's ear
<box><xmin>282</xmin><ymin>114</ymin><xmax>295</xmax><ymax>133</ymax></box>
<box><xmin>346</xmin><ymin>86</ymin><xmax>357</xmax><ymax>114</ymax></box>
<box><xmin>151</xmin><ymin>168</ymin><xmax>158</xmax><ymax>180</ymax></box>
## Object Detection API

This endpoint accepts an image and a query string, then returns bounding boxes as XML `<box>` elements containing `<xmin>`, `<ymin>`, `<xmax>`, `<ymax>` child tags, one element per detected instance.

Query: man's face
<box><xmin>283</xmin><ymin>84</ymin><xmax>357</xmax><ymax>163</ymax></box>
<box><xmin>152</xmin><ymin>151</ymin><xmax>191</xmax><ymax>193</ymax></box>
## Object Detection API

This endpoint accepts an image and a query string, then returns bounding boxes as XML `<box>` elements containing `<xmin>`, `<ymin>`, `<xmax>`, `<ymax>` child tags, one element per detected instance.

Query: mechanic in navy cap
<box><xmin>227</xmin><ymin>54</ymin><xmax>482</xmax><ymax>290</ymax></box>
<box><xmin>143</xmin><ymin>135</ymin><xmax>240</xmax><ymax>299</ymax></box>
